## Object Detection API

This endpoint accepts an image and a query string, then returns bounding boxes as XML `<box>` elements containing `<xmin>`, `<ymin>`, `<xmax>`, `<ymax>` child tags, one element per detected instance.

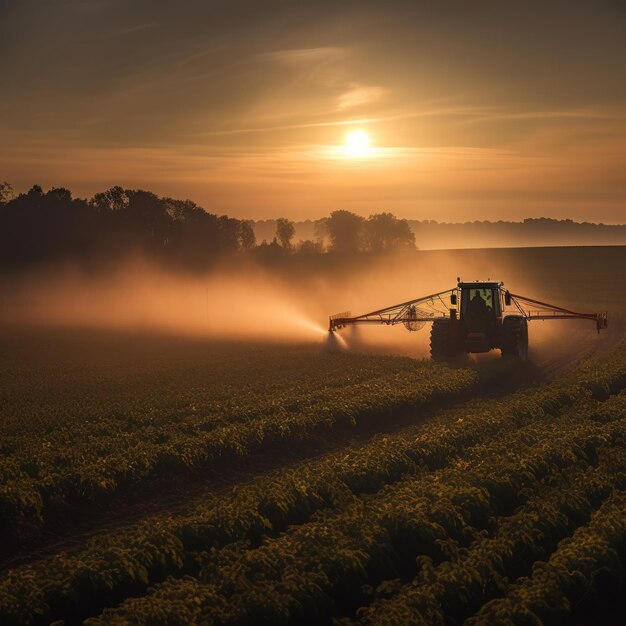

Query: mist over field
<box><xmin>0</xmin><ymin>184</ymin><xmax>621</xmax><ymax>365</ymax></box>
<box><xmin>1</xmin><ymin>246</ymin><xmax>621</xmax><ymax>362</ymax></box>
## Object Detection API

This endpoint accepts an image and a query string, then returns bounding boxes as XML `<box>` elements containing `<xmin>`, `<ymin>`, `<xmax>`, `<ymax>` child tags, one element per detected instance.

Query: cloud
<box><xmin>111</xmin><ymin>22</ymin><xmax>156</xmax><ymax>37</ymax></box>
<box><xmin>337</xmin><ymin>85</ymin><xmax>385</xmax><ymax>110</ymax></box>
<box><xmin>260</xmin><ymin>47</ymin><xmax>344</xmax><ymax>65</ymax></box>
<box><xmin>462</xmin><ymin>106</ymin><xmax>626</xmax><ymax>125</ymax></box>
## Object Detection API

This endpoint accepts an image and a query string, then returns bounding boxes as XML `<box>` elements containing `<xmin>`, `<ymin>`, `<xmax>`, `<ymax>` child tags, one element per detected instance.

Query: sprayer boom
<box><xmin>328</xmin><ymin>279</ymin><xmax>608</xmax><ymax>360</ymax></box>
<box><xmin>329</xmin><ymin>288</ymin><xmax>454</xmax><ymax>331</ymax></box>
<box><xmin>505</xmin><ymin>292</ymin><xmax>608</xmax><ymax>332</ymax></box>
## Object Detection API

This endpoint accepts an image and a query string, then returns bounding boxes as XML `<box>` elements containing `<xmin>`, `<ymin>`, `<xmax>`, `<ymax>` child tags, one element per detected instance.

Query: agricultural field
<box><xmin>1</xmin><ymin>246</ymin><xmax>625</xmax><ymax>625</ymax></box>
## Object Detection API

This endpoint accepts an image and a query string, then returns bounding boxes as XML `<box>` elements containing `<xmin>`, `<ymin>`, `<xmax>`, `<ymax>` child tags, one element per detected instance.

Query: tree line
<box><xmin>0</xmin><ymin>183</ymin><xmax>415</xmax><ymax>270</ymax></box>
<box><xmin>254</xmin><ymin>215</ymin><xmax>626</xmax><ymax>251</ymax></box>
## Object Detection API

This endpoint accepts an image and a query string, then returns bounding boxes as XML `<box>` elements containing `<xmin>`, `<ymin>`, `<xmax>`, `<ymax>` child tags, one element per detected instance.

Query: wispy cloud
<box><xmin>260</xmin><ymin>47</ymin><xmax>344</xmax><ymax>65</ymax></box>
<box><xmin>111</xmin><ymin>22</ymin><xmax>156</xmax><ymax>37</ymax></box>
<box><xmin>196</xmin><ymin>105</ymin><xmax>492</xmax><ymax>138</ymax></box>
<box><xmin>337</xmin><ymin>85</ymin><xmax>385</xmax><ymax>110</ymax></box>
<box><xmin>461</xmin><ymin>106</ymin><xmax>626</xmax><ymax>125</ymax></box>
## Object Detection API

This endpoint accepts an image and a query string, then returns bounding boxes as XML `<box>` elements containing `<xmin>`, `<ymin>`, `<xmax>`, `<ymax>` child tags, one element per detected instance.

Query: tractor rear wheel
<box><xmin>430</xmin><ymin>319</ymin><xmax>454</xmax><ymax>361</ymax></box>
<box><xmin>501</xmin><ymin>316</ymin><xmax>528</xmax><ymax>360</ymax></box>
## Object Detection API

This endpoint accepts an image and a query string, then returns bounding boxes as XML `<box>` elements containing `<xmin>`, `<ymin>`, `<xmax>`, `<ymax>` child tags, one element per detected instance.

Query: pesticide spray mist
<box><xmin>0</xmin><ymin>253</ymin><xmax>451</xmax><ymax>356</ymax></box>
<box><xmin>0</xmin><ymin>248</ymin><xmax>616</xmax><ymax>361</ymax></box>
<box><xmin>0</xmin><ymin>259</ymin><xmax>330</xmax><ymax>343</ymax></box>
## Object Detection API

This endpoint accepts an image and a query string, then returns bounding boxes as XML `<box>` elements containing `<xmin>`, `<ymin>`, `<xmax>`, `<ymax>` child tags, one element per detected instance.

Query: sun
<box><xmin>344</xmin><ymin>130</ymin><xmax>370</xmax><ymax>157</ymax></box>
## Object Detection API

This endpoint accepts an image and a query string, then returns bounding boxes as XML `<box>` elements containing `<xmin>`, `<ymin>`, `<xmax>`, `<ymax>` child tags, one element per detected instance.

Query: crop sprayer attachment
<box><xmin>328</xmin><ymin>279</ymin><xmax>608</xmax><ymax>361</ymax></box>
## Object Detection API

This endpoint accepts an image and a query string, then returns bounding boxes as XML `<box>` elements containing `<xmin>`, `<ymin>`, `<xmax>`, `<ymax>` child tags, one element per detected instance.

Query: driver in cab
<box><xmin>468</xmin><ymin>290</ymin><xmax>492</xmax><ymax>329</ymax></box>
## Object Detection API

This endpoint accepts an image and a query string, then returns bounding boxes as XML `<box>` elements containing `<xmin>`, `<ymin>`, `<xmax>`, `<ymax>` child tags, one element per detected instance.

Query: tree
<box><xmin>47</xmin><ymin>187</ymin><xmax>73</xmax><ymax>202</ymax></box>
<box><xmin>218</xmin><ymin>215</ymin><xmax>243</xmax><ymax>252</ymax></box>
<box><xmin>0</xmin><ymin>182</ymin><xmax>14</xmax><ymax>204</ymax></box>
<box><xmin>89</xmin><ymin>186</ymin><xmax>129</xmax><ymax>212</ymax></box>
<box><xmin>313</xmin><ymin>218</ymin><xmax>329</xmax><ymax>250</ymax></box>
<box><xmin>163</xmin><ymin>197</ymin><xmax>200</xmax><ymax>222</ymax></box>
<box><xmin>276</xmin><ymin>217</ymin><xmax>295</xmax><ymax>249</ymax></box>
<box><xmin>26</xmin><ymin>184</ymin><xmax>44</xmax><ymax>199</ymax></box>
<box><xmin>364</xmin><ymin>212</ymin><xmax>415</xmax><ymax>252</ymax></box>
<box><xmin>239</xmin><ymin>221</ymin><xmax>257</xmax><ymax>250</ymax></box>
<box><xmin>175</xmin><ymin>209</ymin><xmax>221</xmax><ymax>267</ymax></box>
<box><xmin>322</xmin><ymin>210</ymin><xmax>365</xmax><ymax>254</ymax></box>
<box><xmin>122</xmin><ymin>190</ymin><xmax>171</xmax><ymax>252</ymax></box>
<box><xmin>297</xmin><ymin>239</ymin><xmax>324</xmax><ymax>254</ymax></box>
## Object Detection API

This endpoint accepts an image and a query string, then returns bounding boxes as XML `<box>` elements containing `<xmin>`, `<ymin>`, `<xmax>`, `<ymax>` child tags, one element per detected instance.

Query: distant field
<box><xmin>0</xmin><ymin>245</ymin><xmax>625</xmax><ymax>625</ymax></box>
<box><xmin>245</xmin><ymin>245</ymin><xmax>626</xmax><ymax>316</ymax></box>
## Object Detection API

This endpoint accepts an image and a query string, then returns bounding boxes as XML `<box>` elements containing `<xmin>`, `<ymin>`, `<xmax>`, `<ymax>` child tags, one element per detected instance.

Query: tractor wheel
<box><xmin>501</xmin><ymin>316</ymin><xmax>528</xmax><ymax>360</ymax></box>
<box><xmin>430</xmin><ymin>319</ymin><xmax>453</xmax><ymax>361</ymax></box>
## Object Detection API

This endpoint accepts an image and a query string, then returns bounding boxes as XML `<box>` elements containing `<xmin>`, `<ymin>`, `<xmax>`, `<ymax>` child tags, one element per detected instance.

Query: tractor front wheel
<box><xmin>501</xmin><ymin>316</ymin><xmax>529</xmax><ymax>360</ymax></box>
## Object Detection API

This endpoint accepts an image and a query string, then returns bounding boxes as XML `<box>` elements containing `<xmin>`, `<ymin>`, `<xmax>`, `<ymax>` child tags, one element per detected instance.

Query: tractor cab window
<box><xmin>461</xmin><ymin>288</ymin><xmax>498</xmax><ymax>322</ymax></box>
<box><xmin>469</xmin><ymin>288</ymin><xmax>493</xmax><ymax>310</ymax></box>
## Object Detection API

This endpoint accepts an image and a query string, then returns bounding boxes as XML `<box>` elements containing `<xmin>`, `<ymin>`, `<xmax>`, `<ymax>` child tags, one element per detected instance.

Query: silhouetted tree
<box><xmin>174</xmin><ymin>209</ymin><xmax>221</xmax><ymax>268</ymax></box>
<box><xmin>124</xmin><ymin>190</ymin><xmax>172</xmax><ymax>253</ymax></box>
<box><xmin>297</xmin><ymin>239</ymin><xmax>324</xmax><ymax>254</ymax></box>
<box><xmin>313</xmin><ymin>218</ymin><xmax>329</xmax><ymax>248</ymax></box>
<box><xmin>253</xmin><ymin>238</ymin><xmax>287</xmax><ymax>264</ymax></box>
<box><xmin>364</xmin><ymin>212</ymin><xmax>415</xmax><ymax>252</ymax></box>
<box><xmin>0</xmin><ymin>182</ymin><xmax>14</xmax><ymax>204</ymax></box>
<box><xmin>275</xmin><ymin>217</ymin><xmax>295</xmax><ymax>249</ymax></box>
<box><xmin>47</xmin><ymin>187</ymin><xmax>73</xmax><ymax>203</ymax></box>
<box><xmin>90</xmin><ymin>186</ymin><xmax>129</xmax><ymax>212</ymax></box>
<box><xmin>218</xmin><ymin>215</ymin><xmax>243</xmax><ymax>252</ymax></box>
<box><xmin>239</xmin><ymin>222</ymin><xmax>257</xmax><ymax>250</ymax></box>
<box><xmin>0</xmin><ymin>184</ymin><xmax>260</xmax><ymax>270</ymax></box>
<box><xmin>2</xmin><ymin>182</ymin><xmax>623</xmax><ymax>271</ymax></box>
<box><xmin>0</xmin><ymin>185</ymin><xmax>99</xmax><ymax>265</ymax></box>
<box><xmin>322</xmin><ymin>210</ymin><xmax>365</xmax><ymax>254</ymax></box>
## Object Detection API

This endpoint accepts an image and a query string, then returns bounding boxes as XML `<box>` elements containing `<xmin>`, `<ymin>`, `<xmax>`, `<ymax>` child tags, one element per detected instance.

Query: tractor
<box><xmin>328</xmin><ymin>279</ymin><xmax>608</xmax><ymax>360</ymax></box>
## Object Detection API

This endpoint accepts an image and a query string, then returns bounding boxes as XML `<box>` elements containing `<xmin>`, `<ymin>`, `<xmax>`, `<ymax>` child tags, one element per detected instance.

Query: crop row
<box><xmin>1</xmin><ymin>348</ymin><xmax>431</xmax><ymax>436</ymax></box>
<box><xmin>347</xmin><ymin>422</ymin><xmax>626</xmax><ymax>624</ymax></box>
<box><xmin>465</xmin><ymin>489</ymin><xmax>626</xmax><ymax>625</ymax></box>
<box><xmin>2</xmin><ymin>353</ymin><xmax>624</xmax><ymax>625</ymax></box>
<box><xmin>83</xmin><ymin>396</ymin><xmax>626</xmax><ymax>624</ymax></box>
<box><xmin>0</xmin><ymin>359</ymin><xmax>479</xmax><ymax>540</ymax></box>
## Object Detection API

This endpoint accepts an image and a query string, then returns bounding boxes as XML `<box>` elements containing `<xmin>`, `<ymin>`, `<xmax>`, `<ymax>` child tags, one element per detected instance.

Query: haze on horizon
<box><xmin>1</xmin><ymin>0</ymin><xmax>625</xmax><ymax>223</ymax></box>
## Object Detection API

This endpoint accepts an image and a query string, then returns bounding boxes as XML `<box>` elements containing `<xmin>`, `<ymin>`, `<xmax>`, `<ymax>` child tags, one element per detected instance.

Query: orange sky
<box><xmin>1</xmin><ymin>1</ymin><xmax>625</xmax><ymax>222</ymax></box>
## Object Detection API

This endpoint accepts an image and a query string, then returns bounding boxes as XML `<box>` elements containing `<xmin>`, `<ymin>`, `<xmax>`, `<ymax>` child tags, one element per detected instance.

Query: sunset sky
<box><xmin>1</xmin><ymin>0</ymin><xmax>625</xmax><ymax>222</ymax></box>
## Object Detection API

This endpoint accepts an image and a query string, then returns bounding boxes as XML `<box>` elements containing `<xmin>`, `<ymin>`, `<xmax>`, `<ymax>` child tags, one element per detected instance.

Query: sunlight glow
<box><xmin>344</xmin><ymin>130</ymin><xmax>371</xmax><ymax>157</ymax></box>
